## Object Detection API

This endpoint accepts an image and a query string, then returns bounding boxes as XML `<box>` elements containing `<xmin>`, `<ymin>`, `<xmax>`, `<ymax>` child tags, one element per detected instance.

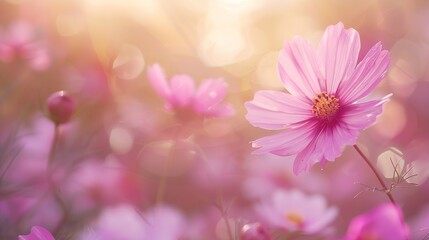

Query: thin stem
<box><xmin>353</xmin><ymin>144</ymin><xmax>397</xmax><ymax>205</ymax></box>
<box><xmin>47</xmin><ymin>124</ymin><xmax>69</xmax><ymax>235</ymax></box>
<box><xmin>155</xmin><ymin>164</ymin><xmax>169</xmax><ymax>204</ymax></box>
<box><xmin>224</xmin><ymin>215</ymin><xmax>234</xmax><ymax>240</ymax></box>
<box><xmin>219</xmin><ymin>196</ymin><xmax>234</xmax><ymax>240</ymax></box>
<box><xmin>155</xmin><ymin>141</ymin><xmax>173</xmax><ymax>205</ymax></box>
<box><xmin>48</xmin><ymin>124</ymin><xmax>60</xmax><ymax>168</ymax></box>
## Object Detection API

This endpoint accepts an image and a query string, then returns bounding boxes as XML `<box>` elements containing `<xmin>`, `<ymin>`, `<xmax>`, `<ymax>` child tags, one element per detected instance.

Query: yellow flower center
<box><xmin>312</xmin><ymin>92</ymin><xmax>340</xmax><ymax>120</ymax></box>
<box><xmin>285</xmin><ymin>211</ymin><xmax>304</xmax><ymax>227</ymax></box>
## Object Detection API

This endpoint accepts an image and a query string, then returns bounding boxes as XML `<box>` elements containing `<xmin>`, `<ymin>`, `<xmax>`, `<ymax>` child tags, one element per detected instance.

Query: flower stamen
<box><xmin>285</xmin><ymin>211</ymin><xmax>305</xmax><ymax>227</ymax></box>
<box><xmin>312</xmin><ymin>92</ymin><xmax>340</xmax><ymax>120</ymax></box>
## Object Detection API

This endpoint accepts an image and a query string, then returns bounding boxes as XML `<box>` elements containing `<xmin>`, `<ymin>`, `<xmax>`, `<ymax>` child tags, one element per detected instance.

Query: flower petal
<box><xmin>147</xmin><ymin>64</ymin><xmax>171</xmax><ymax>100</ymax></box>
<box><xmin>293</xmin><ymin>133</ymin><xmax>323</xmax><ymax>174</ymax></box>
<box><xmin>18</xmin><ymin>226</ymin><xmax>55</xmax><ymax>240</ymax></box>
<box><xmin>305</xmin><ymin>206</ymin><xmax>338</xmax><ymax>234</ymax></box>
<box><xmin>245</xmin><ymin>90</ymin><xmax>313</xmax><ymax>130</ymax></box>
<box><xmin>193</xmin><ymin>78</ymin><xmax>227</xmax><ymax>113</ymax></box>
<box><xmin>169</xmin><ymin>74</ymin><xmax>195</xmax><ymax>107</ymax></box>
<box><xmin>317</xmin><ymin>22</ymin><xmax>361</xmax><ymax>95</ymax></box>
<box><xmin>252</xmin><ymin>121</ymin><xmax>317</xmax><ymax>156</ymax></box>
<box><xmin>341</xmin><ymin>94</ymin><xmax>391</xmax><ymax>130</ymax></box>
<box><xmin>288</xmin><ymin>94</ymin><xmax>382</xmax><ymax>174</ymax></box>
<box><xmin>344</xmin><ymin>204</ymin><xmax>409</xmax><ymax>240</ymax></box>
<box><xmin>293</xmin><ymin>123</ymin><xmax>359</xmax><ymax>174</ymax></box>
<box><xmin>316</xmin><ymin>123</ymin><xmax>359</xmax><ymax>168</ymax></box>
<box><xmin>337</xmin><ymin>42</ymin><xmax>390</xmax><ymax>104</ymax></box>
<box><xmin>278</xmin><ymin>37</ymin><xmax>322</xmax><ymax>100</ymax></box>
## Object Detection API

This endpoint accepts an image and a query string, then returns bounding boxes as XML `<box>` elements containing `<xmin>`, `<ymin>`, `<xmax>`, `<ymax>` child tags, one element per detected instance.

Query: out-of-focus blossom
<box><xmin>241</xmin><ymin>223</ymin><xmax>273</xmax><ymax>240</ymax></box>
<box><xmin>79</xmin><ymin>204</ymin><xmax>186</xmax><ymax>240</ymax></box>
<box><xmin>245</xmin><ymin>22</ymin><xmax>391</xmax><ymax>174</ymax></box>
<box><xmin>79</xmin><ymin>204</ymin><xmax>146</xmax><ymax>240</ymax></box>
<box><xmin>0</xmin><ymin>21</ymin><xmax>50</xmax><ymax>70</ymax></box>
<box><xmin>2</xmin><ymin>117</ymin><xmax>56</xmax><ymax>189</ymax></box>
<box><xmin>147</xmin><ymin>64</ymin><xmax>234</xmax><ymax>122</ymax></box>
<box><xmin>18</xmin><ymin>226</ymin><xmax>55</xmax><ymax>240</ymax></box>
<box><xmin>343</xmin><ymin>203</ymin><xmax>409</xmax><ymax>240</ymax></box>
<box><xmin>46</xmin><ymin>91</ymin><xmax>76</xmax><ymax>125</ymax></box>
<box><xmin>141</xmin><ymin>205</ymin><xmax>187</xmax><ymax>239</ymax></box>
<box><xmin>64</xmin><ymin>160</ymin><xmax>141</xmax><ymax>208</ymax></box>
<box><xmin>256</xmin><ymin>189</ymin><xmax>337</xmax><ymax>234</ymax></box>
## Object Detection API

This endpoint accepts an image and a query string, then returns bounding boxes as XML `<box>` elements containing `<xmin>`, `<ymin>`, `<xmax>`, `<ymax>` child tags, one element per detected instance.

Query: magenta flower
<box><xmin>343</xmin><ymin>203</ymin><xmax>409</xmax><ymax>240</ymax></box>
<box><xmin>18</xmin><ymin>226</ymin><xmax>55</xmax><ymax>240</ymax></box>
<box><xmin>256</xmin><ymin>189</ymin><xmax>337</xmax><ymax>234</ymax></box>
<box><xmin>0</xmin><ymin>21</ymin><xmax>50</xmax><ymax>70</ymax></box>
<box><xmin>147</xmin><ymin>64</ymin><xmax>234</xmax><ymax>121</ymax></box>
<box><xmin>245</xmin><ymin>22</ymin><xmax>391</xmax><ymax>174</ymax></box>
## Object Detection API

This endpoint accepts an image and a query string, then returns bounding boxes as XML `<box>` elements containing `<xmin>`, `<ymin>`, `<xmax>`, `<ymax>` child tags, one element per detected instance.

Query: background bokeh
<box><xmin>0</xmin><ymin>0</ymin><xmax>428</xmax><ymax>239</ymax></box>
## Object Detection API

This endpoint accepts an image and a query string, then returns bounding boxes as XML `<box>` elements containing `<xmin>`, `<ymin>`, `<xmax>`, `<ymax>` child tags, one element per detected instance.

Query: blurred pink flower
<box><xmin>245</xmin><ymin>22</ymin><xmax>391</xmax><ymax>174</ymax></box>
<box><xmin>140</xmin><ymin>205</ymin><xmax>187</xmax><ymax>239</ymax></box>
<box><xmin>79</xmin><ymin>204</ymin><xmax>146</xmax><ymax>240</ymax></box>
<box><xmin>0</xmin><ymin>21</ymin><xmax>50</xmax><ymax>70</ymax></box>
<box><xmin>64</xmin><ymin>160</ymin><xmax>142</xmax><ymax>208</ymax></box>
<box><xmin>343</xmin><ymin>203</ymin><xmax>409</xmax><ymax>240</ymax></box>
<box><xmin>147</xmin><ymin>64</ymin><xmax>234</xmax><ymax>121</ymax></box>
<box><xmin>256</xmin><ymin>189</ymin><xmax>337</xmax><ymax>234</ymax></box>
<box><xmin>18</xmin><ymin>226</ymin><xmax>55</xmax><ymax>240</ymax></box>
<box><xmin>79</xmin><ymin>204</ymin><xmax>186</xmax><ymax>240</ymax></box>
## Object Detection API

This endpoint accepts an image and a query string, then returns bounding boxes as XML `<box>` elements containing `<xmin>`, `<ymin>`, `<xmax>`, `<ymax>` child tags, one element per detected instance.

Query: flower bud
<box><xmin>241</xmin><ymin>223</ymin><xmax>272</xmax><ymax>240</ymax></box>
<box><xmin>46</xmin><ymin>91</ymin><xmax>75</xmax><ymax>125</ymax></box>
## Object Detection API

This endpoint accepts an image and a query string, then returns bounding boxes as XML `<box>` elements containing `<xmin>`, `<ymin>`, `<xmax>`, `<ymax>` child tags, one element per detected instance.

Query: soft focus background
<box><xmin>0</xmin><ymin>0</ymin><xmax>428</xmax><ymax>239</ymax></box>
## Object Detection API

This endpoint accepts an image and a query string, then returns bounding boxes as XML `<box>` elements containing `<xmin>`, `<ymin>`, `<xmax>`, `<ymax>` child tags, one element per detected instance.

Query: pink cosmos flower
<box><xmin>0</xmin><ymin>21</ymin><xmax>50</xmax><ymax>70</ymax></box>
<box><xmin>256</xmin><ymin>189</ymin><xmax>337</xmax><ymax>234</ymax></box>
<box><xmin>245</xmin><ymin>22</ymin><xmax>391</xmax><ymax>174</ymax></box>
<box><xmin>343</xmin><ymin>203</ymin><xmax>409</xmax><ymax>240</ymax></box>
<box><xmin>18</xmin><ymin>226</ymin><xmax>55</xmax><ymax>240</ymax></box>
<box><xmin>147</xmin><ymin>64</ymin><xmax>234</xmax><ymax>121</ymax></box>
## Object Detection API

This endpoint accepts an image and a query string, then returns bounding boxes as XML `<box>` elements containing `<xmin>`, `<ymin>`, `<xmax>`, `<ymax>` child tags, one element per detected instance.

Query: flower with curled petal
<box><xmin>245</xmin><ymin>22</ymin><xmax>391</xmax><ymax>174</ymax></box>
